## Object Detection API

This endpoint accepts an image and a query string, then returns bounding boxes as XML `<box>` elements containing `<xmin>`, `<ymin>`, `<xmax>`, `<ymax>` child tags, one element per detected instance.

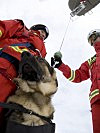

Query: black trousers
<box><xmin>5</xmin><ymin>120</ymin><xmax>55</xmax><ymax>133</ymax></box>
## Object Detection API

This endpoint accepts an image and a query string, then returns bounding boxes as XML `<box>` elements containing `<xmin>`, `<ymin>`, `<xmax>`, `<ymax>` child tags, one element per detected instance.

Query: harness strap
<box><xmin>0</xmin><ymin>102</ymin><xmax>52</xmax><ymax>124</ymax></box>
<box><xmin>0</xmin><ymin>43</ymin><xmax>32</xmax><ymax>54</ymax></box>
<box><xmin>0</xmin><ymin>43</ymin><xmax>41</xmax><ymax>63</ymax></box>
<box><xmin>0</xmin><ymin>42</ymin><xmax>38</xmax><ymax>72</ymax></box>
<box><xmin>11</xmin><ymin>43</ymin><xmax>37</xmax><ymax>53</ymax></box>
<box><xmin>0</xmin><ymin>52</ymin><xmax>19</xmax><ymax>66</ymax></box>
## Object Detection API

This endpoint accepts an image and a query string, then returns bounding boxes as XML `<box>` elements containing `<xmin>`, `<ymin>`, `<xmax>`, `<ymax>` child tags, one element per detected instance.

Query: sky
<box><xmin>0</xmin><ymin>0</ymin><xmax>100</xmax><ymax>133</ymax></box>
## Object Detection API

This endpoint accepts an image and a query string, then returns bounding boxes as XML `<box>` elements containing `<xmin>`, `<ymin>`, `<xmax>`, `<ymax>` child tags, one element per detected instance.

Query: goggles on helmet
<box><xmin>88</xmin><ymin>30</ymin><xmax>100</xmax><ymax>46</ymax></box>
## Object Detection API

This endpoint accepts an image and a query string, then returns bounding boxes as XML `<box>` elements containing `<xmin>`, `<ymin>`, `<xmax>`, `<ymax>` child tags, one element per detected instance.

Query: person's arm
<box><xmin>58</xmin><ymin>61</ymin><xmax>90</xmax><ymax>83</ymax></box>
<box><xmin>29</xmin><ymin>31</ymin><xmax>47</xmax><ymax>58</ymax></box>
<box><xmin>52</xmin><ymin>51</ymin><xmax>90</xmax><ymax>83</ymax></box>
<box><xmin>0</xmin><ymin>19</ymin><xmax>25</xmax><ymax>39</ymax></box>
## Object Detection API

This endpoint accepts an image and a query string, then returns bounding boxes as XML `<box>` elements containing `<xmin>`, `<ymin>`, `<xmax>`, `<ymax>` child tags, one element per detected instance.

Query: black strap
<box><xmin>0</xmin><ymin>102</ymin><xmax>52</xmax><ymax>124</ymax></box>
<box><xmin>0</xmin><ymin>52</ymin><xmax>18</xmax><ymax>63</ymax></box>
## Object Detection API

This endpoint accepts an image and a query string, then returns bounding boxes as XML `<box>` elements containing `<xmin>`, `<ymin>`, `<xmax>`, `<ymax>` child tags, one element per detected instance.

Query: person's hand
<box><xmin>51</xmin><ymin>51</ymin><xmax>62</xmax><ymax>68</ymax></box>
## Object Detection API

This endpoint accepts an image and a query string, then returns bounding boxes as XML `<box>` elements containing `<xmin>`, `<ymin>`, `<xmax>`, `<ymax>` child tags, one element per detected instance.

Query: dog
<box><xmin>7</xmin><ymin>51</ymin><xmax>58</xmax><ymax>127</ymax></box>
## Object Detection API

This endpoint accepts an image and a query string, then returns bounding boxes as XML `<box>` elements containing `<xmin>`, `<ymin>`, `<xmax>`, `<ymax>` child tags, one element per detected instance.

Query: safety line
<box><xmin>59</xmin><ymin>16</ymin><xmax>72</xmax><ymax>51</ymax></box>
<box><xmin>59</xmin><ymin>0</ymin><xmax>83</xmax><ymax>51</ymax></box>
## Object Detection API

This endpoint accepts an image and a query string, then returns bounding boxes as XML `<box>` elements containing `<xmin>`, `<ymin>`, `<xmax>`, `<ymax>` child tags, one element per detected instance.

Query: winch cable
<box><xmin>59</xmin><ymin>16</ymin><xmax>72</xmax><ymax>52</ymax></box>
<box><xmin>59</xmin><ymin>0</ymin><xmax>83</xmax><ymax>51</ymax></box>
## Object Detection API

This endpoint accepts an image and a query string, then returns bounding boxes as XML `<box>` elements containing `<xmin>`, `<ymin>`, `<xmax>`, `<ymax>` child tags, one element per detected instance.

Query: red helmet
<box><xmin>30</xmin><ymin>24</ymin><xmax>49</xmax><ymax>39</ymax></box>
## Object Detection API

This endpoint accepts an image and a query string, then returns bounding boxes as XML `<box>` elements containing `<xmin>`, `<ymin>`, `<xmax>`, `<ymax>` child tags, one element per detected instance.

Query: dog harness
<box><xmin>0</xmin><ymin>102</ymin><xmax>53</xmax><ymax>124</ymax></box>
<box><xmin>0</xmin><ymin>102</ymin><xmax>55</xmax><ymax>133</ymax></box>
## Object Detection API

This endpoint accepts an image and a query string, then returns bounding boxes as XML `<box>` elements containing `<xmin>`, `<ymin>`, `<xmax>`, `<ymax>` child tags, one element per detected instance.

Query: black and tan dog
<box><xmin>7</xmin><ymin>51</ymin><xmax>58</xmax><ymax>127</ymax></box>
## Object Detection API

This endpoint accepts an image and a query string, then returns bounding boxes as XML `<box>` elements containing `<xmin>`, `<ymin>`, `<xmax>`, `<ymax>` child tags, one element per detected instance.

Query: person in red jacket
<box><xmin>52</xmin><ymin>29</ymin><xmax>100</xmax><ymax>133</ymax></box>
<box><xmin>0</xmin><ymin>19</ymin><xmax>49</xmax><ymax>127</ymax></box>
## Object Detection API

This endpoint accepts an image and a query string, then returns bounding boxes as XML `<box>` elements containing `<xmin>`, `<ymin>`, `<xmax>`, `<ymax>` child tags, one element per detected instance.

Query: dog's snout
<box><xmin>21</xmin><ymin>51</ymin><xmax>32</xmax><ymax>59</ymax></box>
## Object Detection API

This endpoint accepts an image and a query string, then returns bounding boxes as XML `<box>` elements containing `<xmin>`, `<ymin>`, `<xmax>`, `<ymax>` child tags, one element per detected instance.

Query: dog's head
<box><xmin>17</xmin><ymin>51</ymin><xmax>58</xmax><ymax>96</ymax></box>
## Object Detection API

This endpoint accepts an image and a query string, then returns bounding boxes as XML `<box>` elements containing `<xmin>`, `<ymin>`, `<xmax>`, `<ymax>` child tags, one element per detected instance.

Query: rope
<box><xmin>59</xmin><ymin>16</ymin><xmax>72</xmax><ymax>51</ymax></box>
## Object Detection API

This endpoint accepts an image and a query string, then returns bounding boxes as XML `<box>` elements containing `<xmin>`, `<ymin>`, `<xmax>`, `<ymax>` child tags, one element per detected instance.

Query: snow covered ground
<box><xmin>0</xmin><ymin>0</ymin><xmax>100</xmax><ymax>132</ymax></box>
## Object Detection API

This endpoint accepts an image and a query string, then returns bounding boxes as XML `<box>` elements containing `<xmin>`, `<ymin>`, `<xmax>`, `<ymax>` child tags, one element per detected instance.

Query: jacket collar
<box><xmin>94</xmin><ymin>42</ymin><xmax>100</xmax><ymax>54</ymax></box>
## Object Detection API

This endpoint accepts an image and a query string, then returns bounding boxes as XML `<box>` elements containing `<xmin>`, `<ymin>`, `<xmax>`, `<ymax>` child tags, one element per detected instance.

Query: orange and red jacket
<box><xmin>58</xmin><ymin>42</ymin><xmax>100</xmax><ymax>106</ymax></box>
<box><xmin>0</xmin><ymin>19</ymin><xmax>47</xmax><ymax>60</ymax></box>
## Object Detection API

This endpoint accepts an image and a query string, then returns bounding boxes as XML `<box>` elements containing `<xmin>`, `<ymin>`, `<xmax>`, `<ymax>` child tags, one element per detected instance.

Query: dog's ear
<box><xmin>42</xmin><ymin>58</ymin><xmax>55</xmax><ymax>75</ymax></box>
<box><xmin>45</xmin><ymin>60</ymin><xmax>58</xmax><ymax>87</ymax></box>
<box><xmin>51</xmin><ymin>70</ymin><xmax>58</xmax><ymax>87</ymax></box>
<box><xmin>38</xmin><ymin>57</ymin><xmax>58</xmax><ymax>87</ymax></box>
<box><xmin>35</xmin><ymin>57</ymin><xmax>55</xmax><ymax>76</ymax></box>
<box><xmin>45</xmin><ymin>62</ymin><xmax>54</xmax><ymax>76</ymax></box>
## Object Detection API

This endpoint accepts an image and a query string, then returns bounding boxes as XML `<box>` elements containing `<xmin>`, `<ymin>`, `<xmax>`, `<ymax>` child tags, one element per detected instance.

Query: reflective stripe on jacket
<box><xmin>89</xmin><ymin>89</ymin><xmax>99</xmax><ymax>101</ymax></box>
<box><xmin>58</xmin><ymin>42</ymin><xmax>100</xmax><ymax>105</ymax></box>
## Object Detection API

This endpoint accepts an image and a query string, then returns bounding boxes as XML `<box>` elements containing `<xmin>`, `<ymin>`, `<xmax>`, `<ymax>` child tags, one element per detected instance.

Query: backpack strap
<box><xmin>0</xmin><ymin>43</ymin><xmax>35</xmax><ymax>65</ymax></box>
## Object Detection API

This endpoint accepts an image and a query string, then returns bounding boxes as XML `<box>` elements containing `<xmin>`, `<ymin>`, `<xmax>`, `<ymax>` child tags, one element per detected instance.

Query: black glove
<box><xmin>51</xmin><ymin>51</ymin><xmax>62</xmax><ymax>68</ymax></box>
<box><xmin>51</xmin><ymin>57</ymin><xmax>62</xmax><ymax>68</ymax></box>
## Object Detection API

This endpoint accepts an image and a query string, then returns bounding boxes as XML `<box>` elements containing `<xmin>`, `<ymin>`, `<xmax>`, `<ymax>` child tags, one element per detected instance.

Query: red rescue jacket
<box><xmin>0</xmin><ymin>19</ymin><xmax>47</xmax><ymax>59</ymax></box>
<box><xmin>58</xmin><ymin>42</ymin><xmax>100</xmax><ymax>105</ymax></box>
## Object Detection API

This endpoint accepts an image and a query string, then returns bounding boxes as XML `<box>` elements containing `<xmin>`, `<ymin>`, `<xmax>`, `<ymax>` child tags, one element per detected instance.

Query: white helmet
<box><xmin>87</xmin><ymin>29</ymin><xmax>100</xmax><ymax>46</ymax></box>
